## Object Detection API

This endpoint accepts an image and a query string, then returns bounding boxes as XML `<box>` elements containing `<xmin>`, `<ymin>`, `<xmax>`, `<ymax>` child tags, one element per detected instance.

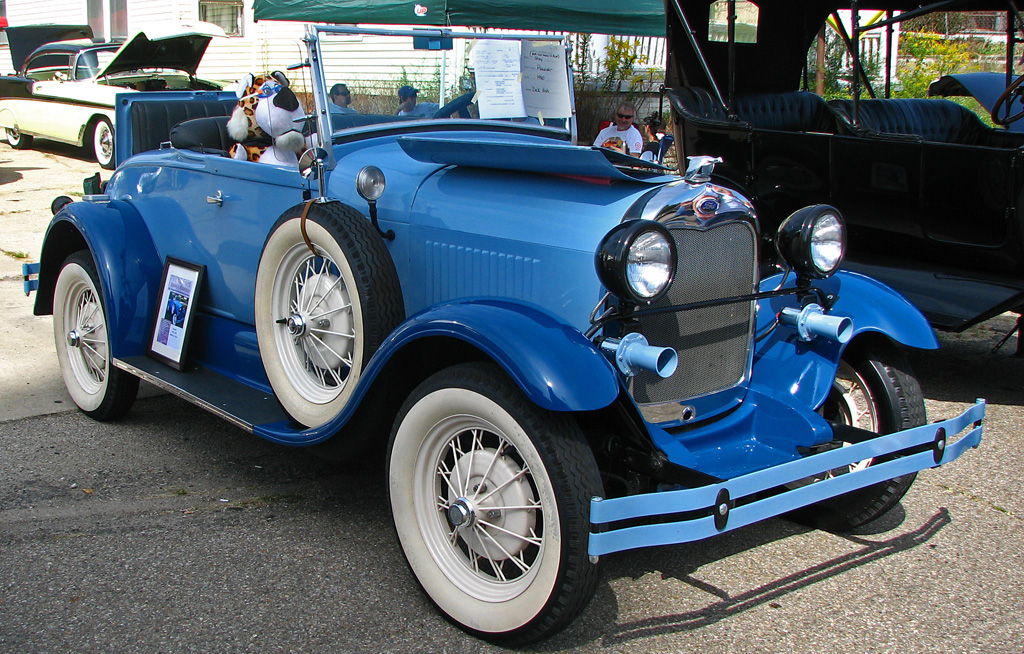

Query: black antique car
<box><xmin>666</xmin><ymin>0</ymin><xmax>1024</xmax><ymax>346</ymax></box>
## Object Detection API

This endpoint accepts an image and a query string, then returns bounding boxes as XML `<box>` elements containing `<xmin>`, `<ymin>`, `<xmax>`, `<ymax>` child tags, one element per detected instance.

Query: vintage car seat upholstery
<box><xmin>668</xmin><ymin>87</ymin><xmax>835</xmax><ymax>132</ymax></box>
<box><xmin>829</xmin><ymin>98</ymin><xmax>1024</xmax><ymax>148</ymax></box>
<box><xmin>169</xmin><ymin>116</ymin><xmax>235</xmax><ymax>156</ymax></box>
<box><xmin>129</xmin><ymin>99</ymin><xmax>236</xmax><ymax>156</ymax></box>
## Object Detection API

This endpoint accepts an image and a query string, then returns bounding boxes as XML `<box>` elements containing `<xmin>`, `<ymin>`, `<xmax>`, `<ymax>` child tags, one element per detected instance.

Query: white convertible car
<box><xmin>0</xmin><ymin>24</ymin><xmax>223</xmax><ymax>168</ymax></box>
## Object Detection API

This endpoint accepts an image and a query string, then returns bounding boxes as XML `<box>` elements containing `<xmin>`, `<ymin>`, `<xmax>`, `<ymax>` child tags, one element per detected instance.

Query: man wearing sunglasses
<box><xmin>593</xmin><ymin>102</ymin><xmax>644</xmax><ymax>155</ymax></box>
<box><xmin>329</xmin><ymin>83</ymin><xmax>358</xmax><ymax>114</ymax></box>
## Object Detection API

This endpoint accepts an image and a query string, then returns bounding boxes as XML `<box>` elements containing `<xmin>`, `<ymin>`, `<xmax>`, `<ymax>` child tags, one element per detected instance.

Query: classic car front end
<box><xmin>0</xmin><ymin>24</ymin><xmax>222</xmax><ymax>168</ymax></box>
<box><xmin>24</xmin><ymin>23</ymin><xmax>984</xmax><ymax>646</ymax></box>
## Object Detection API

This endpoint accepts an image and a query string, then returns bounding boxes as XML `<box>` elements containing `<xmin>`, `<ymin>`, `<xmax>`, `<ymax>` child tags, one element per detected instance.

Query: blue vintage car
<box><xmin>25</xmin><ymin>23</ymin><xmax>984</xmax><ymax>645</ymax></box>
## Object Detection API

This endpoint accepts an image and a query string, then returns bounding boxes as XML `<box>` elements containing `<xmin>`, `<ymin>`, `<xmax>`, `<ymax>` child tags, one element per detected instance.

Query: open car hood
<box><xmin>5</xmin><ymin>24</ymin><xmax>94</xmax><ymax>72</ymax></box>
<box><xmin>95</xmin><ymin>26</ymin><xmax>222</xmax><ymax>78</ymax></box>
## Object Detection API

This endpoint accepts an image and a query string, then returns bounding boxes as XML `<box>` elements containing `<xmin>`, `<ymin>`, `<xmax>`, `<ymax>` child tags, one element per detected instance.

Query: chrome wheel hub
<box><xmin>286</xmin><ymin>313</ymin><xmax>307</xmax><ymax>337</ymax></box>
<box><xmin>66</xmin><ymin>329</ymin><xmax>82</xmax><ymax>348</ymax></box>
<box><xmin>448</xmin><ymin>498</ymin><xmax>475</xmax><ymax>528</ymax></box>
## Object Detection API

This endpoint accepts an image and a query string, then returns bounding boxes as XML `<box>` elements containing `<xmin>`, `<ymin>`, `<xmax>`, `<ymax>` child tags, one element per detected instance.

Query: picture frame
<box><xmin>147</xmin><ymin>257</ymin><xmax>205</xmax><ymax>371</ymax></box>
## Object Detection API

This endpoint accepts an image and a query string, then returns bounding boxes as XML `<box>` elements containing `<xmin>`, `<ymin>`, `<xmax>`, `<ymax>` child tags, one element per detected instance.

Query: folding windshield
<box><xmin>299</xmin><ymin>26</ymin><xmax>576</xmax><ymax>142</ymax></box>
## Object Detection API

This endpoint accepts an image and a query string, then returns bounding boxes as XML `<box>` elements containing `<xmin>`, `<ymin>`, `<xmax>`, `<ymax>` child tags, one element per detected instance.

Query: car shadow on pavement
<box><xmin>570</xmin><ymin>508</ymin><xmax>950</xmax><ymax>647</ymax></box>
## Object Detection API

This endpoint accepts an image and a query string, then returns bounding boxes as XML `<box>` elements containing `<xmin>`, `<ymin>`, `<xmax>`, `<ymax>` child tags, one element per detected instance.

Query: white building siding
<box><xmin>6</xmin><ymin>0</ymin><xmax>86</xmax><ymax>28</ymax></box>
<box><xmin>127</xmin><ymin>0</ymin><xmax>181</xmax><ymax>32</ymax></box>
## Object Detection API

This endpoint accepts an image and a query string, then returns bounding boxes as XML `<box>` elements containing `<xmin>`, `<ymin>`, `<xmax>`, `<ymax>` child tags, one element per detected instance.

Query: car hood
<box><xmin>95</xmin><ymin>26</ymin><xmax>222</xmax><ymax>78</ymax></box>
<box><xmin>5</xmin><ymin>24</ymin><xmax>94</xmax><ymax>72</ymax></box>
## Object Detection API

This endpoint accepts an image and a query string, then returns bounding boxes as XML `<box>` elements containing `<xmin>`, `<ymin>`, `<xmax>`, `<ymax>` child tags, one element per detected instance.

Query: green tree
<box><xmin>895</xmin><ymin>33</ymin><xmax>973</xmax><ymax>97</ymax></box>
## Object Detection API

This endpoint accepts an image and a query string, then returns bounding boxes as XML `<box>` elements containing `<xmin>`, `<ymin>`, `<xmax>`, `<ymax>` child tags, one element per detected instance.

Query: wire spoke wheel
<box><xmin>388</xmin><ymin>363</ymin><xmax>601</xmax><ymax>644</ymax></box>
<box><xmin>275</xmin><ymin>247</ymin><xmax>356</xmax><ymax>404</ymax></box>
<box><xmin>428</xmin><ymin>419</ymin><xmax>544</xmax><ymax>591</ymax></box>
<box><xmin>53</xmin><ymin>251</ymin><xmax>138</xmax><ymax>420</ymax></box>
<box><xmin>255</xmin><ymin>203</ymin><xmax>402</xmax><ymax>428</ymax></box>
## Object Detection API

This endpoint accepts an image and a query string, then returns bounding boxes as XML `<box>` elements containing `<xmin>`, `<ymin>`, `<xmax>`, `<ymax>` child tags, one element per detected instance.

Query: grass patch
<box><xmin>1</xmin><ymin>249</ymin><xmax>30</xmax><ymax>259</ymax></box>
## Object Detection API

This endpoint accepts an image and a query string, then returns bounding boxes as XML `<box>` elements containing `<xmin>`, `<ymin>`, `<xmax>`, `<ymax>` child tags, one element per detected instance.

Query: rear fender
<box><xmin>753</xmin><ymin>270</ymin><xmax>937</xmax><ymax>410</ymax></box>
<box><xmin>36</xmin><ymin>199</ymin><xmax>162</xmax><ymax>358</ymax></box>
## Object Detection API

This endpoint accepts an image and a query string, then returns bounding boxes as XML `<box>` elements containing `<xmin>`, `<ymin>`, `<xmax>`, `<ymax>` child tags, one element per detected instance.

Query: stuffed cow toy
<box><xmin>227</xmin><ymin>72</ymin><xmax>307</xmax><ymax>167</ymax></box>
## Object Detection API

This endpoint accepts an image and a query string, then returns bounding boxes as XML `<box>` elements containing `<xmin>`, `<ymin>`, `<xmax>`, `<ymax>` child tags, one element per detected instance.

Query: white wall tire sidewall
<box><xmin>255</xmin><ymin>217</ymin><xmax>364</xmax><ymax>428</ymax></box>
<box><xmin>93</xmin><ymin>119</ymin><xmax>113</xmax><ymax>167</ymax></box>
<box><xmin>389</xmin><ymin>386</ymin><xmax>563</xmax><ymax>635</ymax></box>
<box><xmin>53</xmin><ymin>261</ymin><xmax>108</xmax><ymax>413</ymax></box>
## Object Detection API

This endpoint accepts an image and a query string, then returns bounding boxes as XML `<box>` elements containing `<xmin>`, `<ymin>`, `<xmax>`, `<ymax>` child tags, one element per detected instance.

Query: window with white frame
<box><xmin>199</xmin><ymin>0</ymin><xmax>243</xmax><ymax>37</ymax></box>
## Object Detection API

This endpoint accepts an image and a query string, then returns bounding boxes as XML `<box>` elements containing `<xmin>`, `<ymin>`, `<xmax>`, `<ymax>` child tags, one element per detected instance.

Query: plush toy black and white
<box><xmin>227</xmin><ymin>72</ymin><xmax>307</xmax><ymax>167</ymax></box>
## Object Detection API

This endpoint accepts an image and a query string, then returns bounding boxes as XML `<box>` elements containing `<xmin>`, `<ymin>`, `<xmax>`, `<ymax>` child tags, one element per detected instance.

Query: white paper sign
<box><xmin>469</xmin><ymin>39</ymin><xmax>521</xmax><ymax>73</ymax></box>
<box><xmin>475</xmin><ymin>72</ymin><xmax>526</xmax><ymax>119</ymax></box>
<box><xmin>521</xmin><ymin>41</ymin><xmax>572</xmax><ymax>119</ymax></box>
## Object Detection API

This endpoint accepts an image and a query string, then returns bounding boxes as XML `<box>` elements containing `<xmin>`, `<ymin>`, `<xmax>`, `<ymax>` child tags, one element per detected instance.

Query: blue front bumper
<box><xmin>589</xmin><ymin>400</ymin><xmax>984</xmax><ymax>556</ymax></box>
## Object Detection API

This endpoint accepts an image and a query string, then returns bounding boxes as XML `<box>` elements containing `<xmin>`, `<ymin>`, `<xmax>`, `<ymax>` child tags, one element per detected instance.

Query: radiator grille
<box><xmin>630</xmin><ymin>221</ymin><xmax>757</xmax><ymax>405</ymax></box>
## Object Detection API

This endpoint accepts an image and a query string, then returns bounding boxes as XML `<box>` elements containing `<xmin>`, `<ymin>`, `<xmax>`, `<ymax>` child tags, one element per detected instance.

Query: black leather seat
<box><xmin>734</xmin><ymin>91</ymin><xmax>834</xmax><ymax>132</ymax></box>
<box><xmin>129</xmin><ymin>99</ymin><xmax>236</xmax><ymax>156</ymax></box>
<box><xmin>828</xmin><ymin>98</ymin><xmax>1024</xmax><ymax>148</ymax></box>
<box><xmin>669</xmin><ymin>87</ymin><xmax>834</xmax><ymax>132</ymax></box>
<box><xmin>169</xmin><ymin>116</ymin><xmax>235</xmax><ymax>156</ymax></box>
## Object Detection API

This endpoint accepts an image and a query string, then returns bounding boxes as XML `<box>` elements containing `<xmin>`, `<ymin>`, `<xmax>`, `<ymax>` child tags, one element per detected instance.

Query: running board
<box><xmin>115</xmin><ymin>356</ymin><xmax>288</xmax><ymax>433</ymax></box>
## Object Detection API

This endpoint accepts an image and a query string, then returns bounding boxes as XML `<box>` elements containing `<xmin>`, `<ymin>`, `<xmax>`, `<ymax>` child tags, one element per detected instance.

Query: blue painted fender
<box><xmin>378</xmin><ymin>298</ymin><xmax>621</xmax><ymax>412</ymax></box>
<box><xmin>753</xmin><ymin>270</ymin><xmax>938</xmax><ymax>410</ymax></box>
<box><xmin>40</xmin><ymin>200</ymin><xmax>162</xmax><ymax>359</ymax></box>
<box><xmin>256</xmin><ymin>298</ymin><xmax>621</xmax><ymax>445</ymax></box>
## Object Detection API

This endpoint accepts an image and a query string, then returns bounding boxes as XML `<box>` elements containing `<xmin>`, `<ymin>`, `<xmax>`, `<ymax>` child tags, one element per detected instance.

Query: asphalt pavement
<box><xmin>1</xmin><ymin>139</ymin><xmax>1022</xmax><ymax>653</ymax></box>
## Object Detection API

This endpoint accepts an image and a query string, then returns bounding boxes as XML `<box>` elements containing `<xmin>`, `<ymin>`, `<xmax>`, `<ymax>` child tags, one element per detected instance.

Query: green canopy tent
<box><xmin>252</xmin><ymin>0</ymin><xmax>667</xmax><ymax>36</ymax></box>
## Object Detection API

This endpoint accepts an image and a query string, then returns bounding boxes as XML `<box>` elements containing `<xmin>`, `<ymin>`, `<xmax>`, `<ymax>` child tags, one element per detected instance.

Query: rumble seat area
<box><xmin>128</xmin><ymin>99</ymin><xmax>237</xmax><ymax>156</ymax></box>
<box><xmin>829</xmin><ymin>98</ymin><xmax>1024</xmax><ymax>148</ymax></box>
<box><xmin>669</xmin><ymin>88</ymin><xmax>836</xmax><ymax>133</ymax></box>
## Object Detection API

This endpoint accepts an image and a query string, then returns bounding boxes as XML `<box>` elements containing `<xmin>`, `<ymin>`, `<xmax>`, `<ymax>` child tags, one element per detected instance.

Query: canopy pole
<box><xmin>727</xmin><ymin>0</ymin><xmax>736</xmax><ymax>112</ymax></box>
<box><xmin>668</xmin><ymin>0</ymin><xmax>728</xmax><ymax>111</ymax></box>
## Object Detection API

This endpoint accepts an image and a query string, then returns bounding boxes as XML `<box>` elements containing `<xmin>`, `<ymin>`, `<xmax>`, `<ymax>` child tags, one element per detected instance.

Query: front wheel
<box><xmin>53</xmin><ymin>251</ymin><xmax>139</xmax><ymax>420</ymax></box>
<box><xmin>90</xmin><ymin>118</ymin><xmax>115</xmax><ymax>169</ymax></box>
<box><xmin>791</xmin><ymin>340</ymin><xmax>924</xmax><ymax>531</ymax></box>
<box><xmin>388</xmin><ymin>363</ymin><xmax>602</xmax><ymax>645</ymax></box>
<box><xmin>5</xmin><ymin>125</ymin><xmax>33</xmax><ymax>149</ymax></box>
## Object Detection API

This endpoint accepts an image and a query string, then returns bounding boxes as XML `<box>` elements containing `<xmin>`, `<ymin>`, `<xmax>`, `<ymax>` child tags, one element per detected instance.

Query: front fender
<box><xmin>753</xmin><ymin>270</ymin><xmax>937</xmax><ymax>410</ymax></box>
<box><xmin>254</xmin><ymin>298</ymin><xmax>622</xmax><ymax>446</ymax></box>
<box><xmin>37</xmin><ymin>199</ymin><xmax>162</xmax><ymax>359</ymax></box>
<box><xmin>384</xmin><ymin>299</ymin><xmax>621</xmax><ymax>412</ymax></box>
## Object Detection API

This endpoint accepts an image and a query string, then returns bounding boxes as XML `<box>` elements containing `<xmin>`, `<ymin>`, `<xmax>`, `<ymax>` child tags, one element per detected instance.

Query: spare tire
<box><xmin>255</xmin><ymin>202</ymin><xmax>403</xmax><ymax>427</ymax></box>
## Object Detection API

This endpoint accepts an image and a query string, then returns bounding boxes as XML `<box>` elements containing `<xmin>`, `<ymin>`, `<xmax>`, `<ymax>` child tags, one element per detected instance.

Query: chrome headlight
<box><xmin>596</xmin><ymin>220</ymin><xmax>676</xmax><ymax>303</ymax></box>
<box><xmin>775</xmin><ymin>205</ymin><xmax>846</xmax><ymax>279</ymax></box>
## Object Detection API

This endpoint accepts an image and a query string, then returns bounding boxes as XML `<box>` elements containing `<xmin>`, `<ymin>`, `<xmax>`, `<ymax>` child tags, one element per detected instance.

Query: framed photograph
<box><xmin>147</xmin><ymin>257</ymin><xmax>205</xmax><ymax>371</ymax></box>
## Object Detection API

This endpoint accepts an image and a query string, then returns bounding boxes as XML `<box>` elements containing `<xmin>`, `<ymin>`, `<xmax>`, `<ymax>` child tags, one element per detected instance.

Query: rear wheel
<box><xmin>791</xmin><ymin>340</ymin><xmax>924</xmax><ymax>530</ymax></box>
<box><xmin>90</xmin><ymin>118</ymin><xmax>115</xmax><ymax>169</ymax></box>
<box><xmin>53</xmin><ymin>251</ymin><xmax>139</xmax><ymax>420</ymax></box>
<box><xmin>5</xmin><ymin>125</ymin><xmax>33</xmax><ymax>149</ymax></box>
<box><xmin>388</xmin><ymin>363</ymin><xmax>602</xmax><ymax>644</ymax></box>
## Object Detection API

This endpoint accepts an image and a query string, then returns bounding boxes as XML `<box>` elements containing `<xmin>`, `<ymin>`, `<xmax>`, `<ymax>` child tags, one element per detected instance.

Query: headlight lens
<box><xmin>810</xmin><ymin>212</ymin><xmax>843</xmax><ymax>274</ymax></box>
<box><xmin>627</xmin><ymin>230</ymin><xmax>674</xmax><ymax>299</ymax></box>
<box><xmin>596</xmin><ymin>221</ymin><xmax>676</xmax><ymax>303</ymax></box>
<box><xmin>776</xmin><ymin>205</ymin><xmax>846</xmax><ymax>279</ymax></box>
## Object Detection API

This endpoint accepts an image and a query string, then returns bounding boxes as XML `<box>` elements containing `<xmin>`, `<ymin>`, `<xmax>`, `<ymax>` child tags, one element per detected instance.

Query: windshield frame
<box><xmin>304</xmin><ymin>24</ymin><xmax>576</xmax><ymax>167</ymax></box>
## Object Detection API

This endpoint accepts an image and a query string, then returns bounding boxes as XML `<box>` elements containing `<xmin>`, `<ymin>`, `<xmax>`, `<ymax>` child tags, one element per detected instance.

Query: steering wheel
<box><xmin>432</xmin><ymin>91</ymin><xmax>475</xmax><ymax>119</ymax></box>
<box><xmin>991</xmin><ymin>73</ymin><xmax>1024</xmax><ymax>125</ymax></box>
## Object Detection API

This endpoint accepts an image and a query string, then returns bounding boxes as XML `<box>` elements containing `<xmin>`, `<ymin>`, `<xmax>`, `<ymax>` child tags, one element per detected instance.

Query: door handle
<box><xmin>206</xmin><ymin>191</ymin><xmax>224</xmax><ymax>207</ymax></box>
